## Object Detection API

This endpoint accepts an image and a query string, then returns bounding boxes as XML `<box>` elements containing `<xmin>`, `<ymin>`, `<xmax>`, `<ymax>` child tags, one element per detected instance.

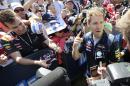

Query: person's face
<box><xmin>83</xmin><ymin>0</ymin><xmax>88</xmax><ymax>5</ymax></box>
<box><xmin>48</xmin><ymin>4</ymin><xmax>56</xmax><ymax>14</ymax></box>
<box><xmin>31</xmin><ymin>3</ymin><xmax>39</xmax><ymax>13</ymax></box>
<box><xmin>89</xmin><ymin>15</ymin><xmax>104</xmax><ymax>38</ymax></box>
<box><xmin>5</xmin><ymin>17</ymin><xmax>27</xmax><ymax>35</ymax></box>
<box><xmin>55</xmin><ymin>30</ymin><xmax>64</xmax><ymax>37</ymax></box>
<box><xmin>61</xmin><ymin>11</ymin><xmax>66</xmax><ymax>18</ymax></box>
<box><xmin>14</xmin><ymin>7</ymin><xmax>26</xmax><ymax>19</ymax></box>
<box><xmin>65</xmin><ymin>2</ymin><xmax>74</xmax><ymax>10</ymax></box>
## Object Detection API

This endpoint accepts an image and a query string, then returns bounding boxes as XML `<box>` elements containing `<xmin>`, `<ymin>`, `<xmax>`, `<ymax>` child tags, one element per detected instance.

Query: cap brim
<box><xmin>10</xmin><ymin>2</ymin><xmax>23</xmax><ymax>10</ymax></box>
<box><xmin>0</xmin><ymin>6</ymin><xmax>8</xmax><ymax>10</ymax></box>
<box><xmin>46</xmin><ymin>25</ymin><xmax>67</xmax><ymax>35</ymax></box>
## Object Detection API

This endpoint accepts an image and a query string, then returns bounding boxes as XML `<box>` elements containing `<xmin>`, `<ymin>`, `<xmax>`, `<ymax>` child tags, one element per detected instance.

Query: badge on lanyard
<box><xmin>95</xmin><ymin>50</ymin><xmax>103</xmax><ymax>59</ymax></box>
<box><xmin>95</xmin><ymin>44</ymin><xmax>105</xmax><ymax>59</ymax></box>
<box><xmin>97</xmin><ymin>51</ymin><xmax>102</xmax><ymax>56</ymax></box>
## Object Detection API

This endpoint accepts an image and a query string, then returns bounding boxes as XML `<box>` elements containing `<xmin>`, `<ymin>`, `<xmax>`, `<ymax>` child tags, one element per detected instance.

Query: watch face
<box><xmin>95</xmin><ymin>50</ymin><xmax>104</xmax><ymax>59</ymax></box>
<box><xmin>97</xmin><ymin>51</ymin><xmax>102</xmax><ymax>57</ymax></box>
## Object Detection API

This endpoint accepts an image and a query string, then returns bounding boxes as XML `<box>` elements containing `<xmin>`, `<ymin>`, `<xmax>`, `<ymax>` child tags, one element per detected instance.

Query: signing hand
<box><xmin>37</xmin><ymin>59</ymin><xmax>49</xmax><ymax>68</ymax></box>
<box><xmin>97</xmin><ymin>66</ymin><xmax>106</xmax><ymax>75</ymax></box>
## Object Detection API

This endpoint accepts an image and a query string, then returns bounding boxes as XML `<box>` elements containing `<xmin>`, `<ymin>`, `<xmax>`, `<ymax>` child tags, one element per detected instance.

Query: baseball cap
<box><xmin>0</xmin><ymin>5</ymin><xmax>8</xmax><ymax>10</ymax></box>
<box><xmin>10</xmin><ymin>2</ymin><xmax>23</xmax><ymax>11</ymax></box>
<box><xmin>45</xmin><ymin>20</ymin><xmax>67</xmax><ymax>35</ymax></box>
<box><xmin>66</xmin><ymin>0</ymin><xmax>74</xmax><ymax>3</ymax></box>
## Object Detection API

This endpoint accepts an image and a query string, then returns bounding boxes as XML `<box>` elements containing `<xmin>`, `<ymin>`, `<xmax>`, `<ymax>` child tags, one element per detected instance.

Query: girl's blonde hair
<box><xmin>116</xmin><ymin>9</ymin><xmax>130</xmax><ymax>32</ymax></box>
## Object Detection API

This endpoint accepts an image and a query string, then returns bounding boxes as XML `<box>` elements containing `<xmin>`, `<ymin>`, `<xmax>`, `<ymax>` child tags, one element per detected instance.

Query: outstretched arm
<box><xmin>10</xmin><ymin>51</ymin><xmax>48</xmax><ymax>68</ymax></box>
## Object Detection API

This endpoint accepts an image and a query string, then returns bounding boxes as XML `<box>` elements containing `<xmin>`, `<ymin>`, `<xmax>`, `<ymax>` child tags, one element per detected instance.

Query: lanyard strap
<box><xmin>18</xmin><ymin>32</ymin><xmax>33</xmax><ymax>48</ymax></box>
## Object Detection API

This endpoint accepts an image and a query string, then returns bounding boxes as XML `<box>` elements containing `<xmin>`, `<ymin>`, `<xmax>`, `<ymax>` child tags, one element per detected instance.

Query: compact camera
<box><xmin>90</xmin><ymin>62</ymin><xmax>130</xmax><ymax>86</ymax></box>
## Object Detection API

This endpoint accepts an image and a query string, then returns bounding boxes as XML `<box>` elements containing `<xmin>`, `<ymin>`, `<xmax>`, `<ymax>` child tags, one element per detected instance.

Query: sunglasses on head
<box><xmin>14</xmin><ymin>8</ymin><xmax>24</xmax><ymax>13</ymax></box>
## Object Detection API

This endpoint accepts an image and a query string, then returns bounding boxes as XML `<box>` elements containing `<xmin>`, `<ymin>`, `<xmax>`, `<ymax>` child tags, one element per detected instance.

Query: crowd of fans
<box><xmin>1</xmin><ymin>0</ymin><xmax>130</xmax><ymax>86</ymax></box>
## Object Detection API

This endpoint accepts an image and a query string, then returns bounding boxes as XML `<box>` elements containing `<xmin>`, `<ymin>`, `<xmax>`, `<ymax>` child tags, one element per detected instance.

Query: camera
<box><xmin>90</xmin><ymin>62</ymin><xmax>130</xmax><ymax>86</ymax></box>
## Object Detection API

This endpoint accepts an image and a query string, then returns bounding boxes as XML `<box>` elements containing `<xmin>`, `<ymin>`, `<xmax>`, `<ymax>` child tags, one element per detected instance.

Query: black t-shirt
<box><xmin>10</xmin><ymin>29</ymin><xmax>47</xmax><ymax>57</ymax></box>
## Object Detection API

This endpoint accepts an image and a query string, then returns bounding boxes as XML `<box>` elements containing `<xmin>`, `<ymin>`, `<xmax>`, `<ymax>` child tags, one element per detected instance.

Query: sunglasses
<box><xmin>14</xmin><ymin>8</ymin><xmax>24</xmax><ymax>13</ymax></box>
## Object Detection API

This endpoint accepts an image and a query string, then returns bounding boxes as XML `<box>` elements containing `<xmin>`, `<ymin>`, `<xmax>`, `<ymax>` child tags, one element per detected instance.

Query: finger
<box><xmin>74</xmin><ymin>40</ymin><xmax>81</xmax><ymax>44</ymax></box>
<box><xmin>75</xmin><ymin>38</ymin><xmax>83</xmax><ymax>43</ymax></box>
<box><xmin>43</xmin><ymin>62</ymin><xmax>50</xmax><ymax>68</ymax></box>
<box><xmin>80</xmin><ymin>38</ymin><xmax>83</xmax><ymax>42</ymax></box>
<box><xmin>76</xmin><ymin>31</ymin><xmax>82</xmax><ymax>37</ymax></box>
<box><xmin>0</xmin><ymin>54</ymin><xmax>4</xmax><ymax>58</ymax></box>
<box><xmin>97</xmin><ymin>71</ymin><xmax>102</xmax><ymax>75</ymax></box>
<box><xmin>3</xmin><ymin>55</ymin><xmax>8</xmax><ymax>60</ymax></box>
<box><xmin>0</xmin><ymin>55</ymin><xmax>7</xmax><ymax>60</ymax></box>
<box><xmin>40</xmin><ymin>57</ymin><xmax>42</xmax><ymax>61</ymax></box>
<box><xmin>1</xmin><ymin>54</ymin><xmax>7</xmax><ymax>57</ymax></box>
<box><xmin>41</xmin><ymin>59</ymin><xmax>47</xmax><ymax>63</ymax></box>
<box><xmin>3</xmin><ymin>56</ymin><xmax>8</xmax><ymax>60</ymax></box>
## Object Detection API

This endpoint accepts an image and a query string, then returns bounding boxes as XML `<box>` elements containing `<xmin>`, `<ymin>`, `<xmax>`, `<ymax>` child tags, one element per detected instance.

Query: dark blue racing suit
<box><xmin>79</xmin><ymin>31</ymin><xmax>117</xmax><ymax>77</ymax></box>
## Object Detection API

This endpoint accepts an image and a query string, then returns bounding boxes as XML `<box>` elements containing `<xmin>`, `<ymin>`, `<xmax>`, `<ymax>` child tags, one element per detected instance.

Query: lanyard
<box><xmin>18</xmin><ymin>32</ymin><xmax>33</xmax><ymax>48</ymax></box>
